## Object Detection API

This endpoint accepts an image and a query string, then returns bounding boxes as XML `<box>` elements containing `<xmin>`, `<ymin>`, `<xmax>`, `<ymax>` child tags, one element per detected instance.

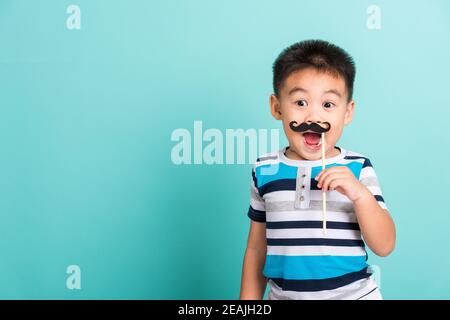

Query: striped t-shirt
<box><xmin>247</xmin><ymin>146</ymin><xmax>387</xmax><ymax>300</ymax></box>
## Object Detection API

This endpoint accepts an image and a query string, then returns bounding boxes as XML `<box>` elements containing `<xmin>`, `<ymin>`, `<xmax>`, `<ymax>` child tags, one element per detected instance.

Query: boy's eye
<box><xmin>296</xmin><ymin>100</ymin><xmax>308</xmax><ymax>107</ymax></box>
<box><xmin>323</xmin><ymin>102</ymin><xmax>335</xmax><ymax>108</ymax></box>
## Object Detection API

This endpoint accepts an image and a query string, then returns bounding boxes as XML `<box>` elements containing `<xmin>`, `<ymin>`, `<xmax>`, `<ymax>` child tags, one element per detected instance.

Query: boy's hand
<box><xmin>315</xmin><ymin>166</ymin><xmax>367</xmax><ymax>202</ymax></box>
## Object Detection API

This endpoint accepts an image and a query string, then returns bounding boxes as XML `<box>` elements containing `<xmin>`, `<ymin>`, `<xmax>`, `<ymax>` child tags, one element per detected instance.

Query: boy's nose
<box><xmin>304</xmin><ymin>118</ymin><xmax>324</xmax><ymax>125</ymax></box>
<box><xmin>302</xmin><ymin>106</ymin><xmax>328</xmax><ymax>126</ymax></box>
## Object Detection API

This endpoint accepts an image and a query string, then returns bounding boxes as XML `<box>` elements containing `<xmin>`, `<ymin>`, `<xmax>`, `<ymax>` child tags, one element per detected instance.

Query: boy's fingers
<box><xmin>316</xmin><ymin>167</ymin><xmax>347</xmax><ymax>183</ymax></box>
<box><xmin>316</xmin><ymin>168</ymin><xmax>335</xmax><ymax>184</ymax></box>
<box><xmin>315</xmin><ymin>166</ymin><xmax>342</xmax><ymax>181</ymax></box>
<box><xmin>322</xmin><ymin>177</ymin><xmax>339</xmax><ymax>191</ymax></box>
<box><xmin>328</xmin><ymin>178</ymin><xmax>345</xmax><ymax>191</ymax></box>
<box><xmin>320</xmin><ymin>175</ymin><xmax>336</xmax><ymax>191</ymax></box>
<box><xmin>318</xmin><ymin>173</ymin><xmax>347</xmax><ymax>191</ymax></box>
<box><xmin>315</xmin><ymin>169</ymin><xmax>327</xmax><ymax>181</ymax></box>
<box><xmin>315</xmin><ymin>169</ymin><xmax>324</xmax><ymax>179</ymax></box>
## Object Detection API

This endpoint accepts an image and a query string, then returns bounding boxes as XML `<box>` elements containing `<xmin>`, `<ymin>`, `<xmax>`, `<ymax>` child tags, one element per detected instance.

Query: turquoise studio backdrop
<box><xmin>0</xmin><ymin>0</ymin><xmax>449</xmax><ymax>299</ymax></box>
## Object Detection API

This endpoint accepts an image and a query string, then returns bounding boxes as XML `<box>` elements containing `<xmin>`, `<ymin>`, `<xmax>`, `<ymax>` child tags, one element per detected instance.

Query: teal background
<box><xmin>0</xmin><ymin>0</ymin><xmax>449</xmax><ymax>299</ymax></box>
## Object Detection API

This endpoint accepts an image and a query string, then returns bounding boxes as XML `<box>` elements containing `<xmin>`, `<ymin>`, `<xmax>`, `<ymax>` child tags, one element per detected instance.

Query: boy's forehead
<box><xmin>282</xmin><ymin>68</ymin><xmax>347</xmax><ymax>98</ymax></box>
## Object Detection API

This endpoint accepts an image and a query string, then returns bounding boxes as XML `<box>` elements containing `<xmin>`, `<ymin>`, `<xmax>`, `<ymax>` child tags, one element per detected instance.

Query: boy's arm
<box><xmin>353</xmin><ymin>187</ymin><xmax>396</xmax><ymax>257</ymax></box>
<box><xmin>315</xmin><ymin>160</ymin><xmax>396</xmax><ymax>257</ymax></box>
<box><xmin>240</xmin><ymin>220</ymin><xmax>267</xmax><ymax>300</ymax></box>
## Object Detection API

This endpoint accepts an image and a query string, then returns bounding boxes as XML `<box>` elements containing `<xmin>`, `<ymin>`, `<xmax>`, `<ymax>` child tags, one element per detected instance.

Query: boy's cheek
<box><xmin>282</xmin><ymin>122</ymin><xmax>297</xmax><ymax>140</ymax></box>
<box><xmin>285</xmin><ymin>131</ymin><xmax>303</xmax><ymax>147</ymax></box>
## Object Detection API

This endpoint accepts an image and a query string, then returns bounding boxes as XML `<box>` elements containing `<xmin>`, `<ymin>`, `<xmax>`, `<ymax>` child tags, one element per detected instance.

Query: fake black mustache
<box><xmin>289</xmin><ymin>121</ymin><xmax>331</xmax><ymax>133</ymax></box>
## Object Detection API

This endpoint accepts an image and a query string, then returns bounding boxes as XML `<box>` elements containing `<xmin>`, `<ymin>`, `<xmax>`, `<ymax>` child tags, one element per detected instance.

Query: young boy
<box><xmin>239</xmin><ymin>39</ymin><xmax>396</xmax><ymax>300</ymax></box>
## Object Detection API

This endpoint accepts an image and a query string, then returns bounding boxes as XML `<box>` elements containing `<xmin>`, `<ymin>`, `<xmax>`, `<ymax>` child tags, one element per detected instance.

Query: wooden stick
<box><xmin>321</xmin><ymin>132</ymin><xmax>327</xmax><ymax>234</ymax></box>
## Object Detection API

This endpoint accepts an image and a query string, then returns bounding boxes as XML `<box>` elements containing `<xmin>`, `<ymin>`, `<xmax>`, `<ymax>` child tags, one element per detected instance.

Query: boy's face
<box><xmin>270</xmin><ymin>67</ymin><xmax>355</xmax><ymax>161</ymax></box>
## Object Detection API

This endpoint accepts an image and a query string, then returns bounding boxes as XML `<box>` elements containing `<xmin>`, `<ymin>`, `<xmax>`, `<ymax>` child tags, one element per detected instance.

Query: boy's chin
<box><xmin>301</xmin><ymin>150</ymin><xmax>322</xmax><ymax>160</ymax></box>
<box><xmin>289</xmin><ymin>146</ymin><xmax>322</xmax><ymax>161</ymax></box>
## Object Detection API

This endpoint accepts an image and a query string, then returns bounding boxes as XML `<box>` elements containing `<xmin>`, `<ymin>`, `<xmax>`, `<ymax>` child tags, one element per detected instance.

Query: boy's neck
<box><xmin>284</xmin><ymin>145</ymin><xmax>341</xmax><ymax>161</ymax></box>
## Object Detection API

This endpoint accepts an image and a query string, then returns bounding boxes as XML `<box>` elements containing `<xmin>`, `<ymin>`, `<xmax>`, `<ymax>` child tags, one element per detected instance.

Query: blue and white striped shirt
<box><xmin>247</xmin><ymin>146</ymin><xmax>387</xmax><ymax>299</ymax></box>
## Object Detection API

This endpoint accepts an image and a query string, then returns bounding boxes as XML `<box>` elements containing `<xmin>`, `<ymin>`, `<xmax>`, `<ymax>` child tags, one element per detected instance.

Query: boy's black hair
<box><xmin>273</xmin><ymin>39</ymin><xmax>356</xmax><ymax>101</ymax></box>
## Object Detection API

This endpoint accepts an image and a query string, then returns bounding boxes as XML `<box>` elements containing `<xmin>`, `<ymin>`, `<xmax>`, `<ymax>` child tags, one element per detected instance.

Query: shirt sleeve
<box><xmin>247</xmin><ymin>166</ymin><xmax>266</xmax><ymax>222</ymax></box>
<box><xmin>359</xmin><ymin>158</ymin><xmax>388</xmax><ymax>211</ymax></box>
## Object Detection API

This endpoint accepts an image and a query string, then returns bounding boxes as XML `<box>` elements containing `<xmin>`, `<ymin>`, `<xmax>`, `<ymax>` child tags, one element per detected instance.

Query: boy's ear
<box><xmin>270</xmin><ymin>94</ymin><xmax>282</xmax><ymax>120</ymax></box>
<box><xmin>344</xmin><ymin>100</ymin><xmax>355</xmax><ymax>126</ymax></box>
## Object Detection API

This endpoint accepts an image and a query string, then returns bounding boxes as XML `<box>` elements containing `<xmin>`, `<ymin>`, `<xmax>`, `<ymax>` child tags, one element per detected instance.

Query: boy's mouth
<box><xmin>302</xmin><ymin>132</ymin><xmax>322</xmax><ymax>151</ymax></box>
